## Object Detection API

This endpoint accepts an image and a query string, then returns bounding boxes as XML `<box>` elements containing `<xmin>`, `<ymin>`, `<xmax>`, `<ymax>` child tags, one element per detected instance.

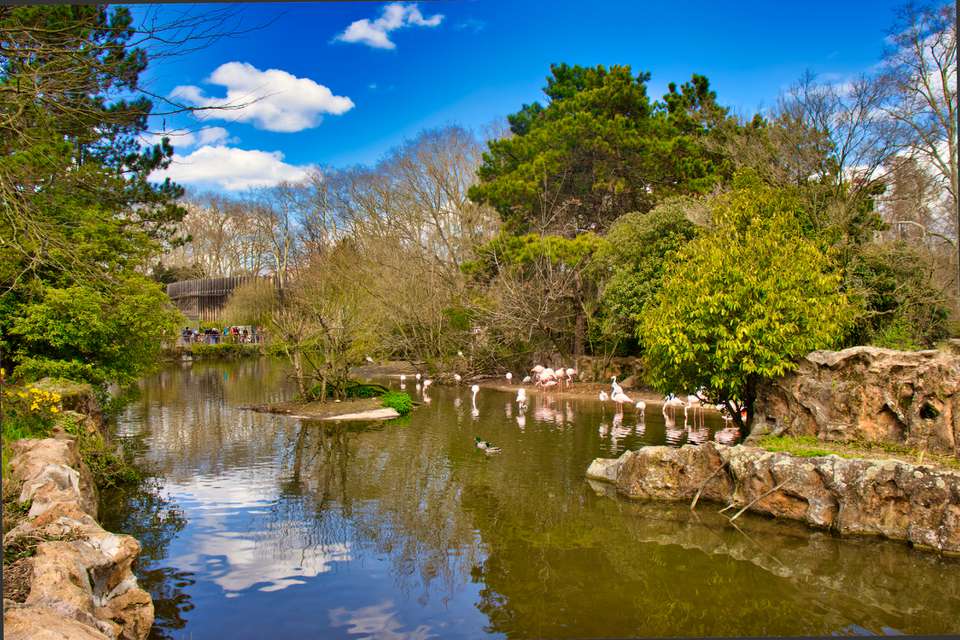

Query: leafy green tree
<box><xmin>469</xmin><ymin>64</ymin><xmax>732</xmax><ymax>236</ymax></box>
<box><xmin>640</xmin><ymin>176</ymin><xmax>858</xmax><ymax>430</ymax></box>
<box><xmin>9</xmin><ymin>278</ymin><xmax>181</xmax><ymax>386</ymax></box>
<box><xmin>0</xmin><ymin>5</ymin><xmax>189</xmax><ymax>384</ymax></box>
<box><xmin>591</xmin><ymin>198</ymin><xmax>700</xmax><ymax>351</ymax></box>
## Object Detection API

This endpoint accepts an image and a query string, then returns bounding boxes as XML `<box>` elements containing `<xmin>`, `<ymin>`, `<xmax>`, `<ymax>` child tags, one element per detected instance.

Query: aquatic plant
<box><xmin>381</xmin><ymin>391</ymin><xmax>413</xmax><ymax>416</ymax></box>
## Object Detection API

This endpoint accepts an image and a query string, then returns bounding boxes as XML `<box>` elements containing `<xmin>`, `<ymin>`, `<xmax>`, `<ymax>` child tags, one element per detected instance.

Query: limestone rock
<box><xmin>752</xmin><ymin>345</ymin><xmax>960</xmax><ymax>456</ymax></box>
<box><xmin>588</xmin><ymin>443</ymin><xmax>960</xmax><ymax>554</ymax></box>
<box><xmin>585</xmin><ymin>457</ymin><xmax>621</xmax><ymax>483</ymax></box>
<box><xmin>4</xmin><ymin>434</ymin><xmax>153</xmax><ymax>639</ymax></box>
<box><xmin>3</xmin><ymin>604</ymin><xmax>112</xmax><ymax>639</ymax></box>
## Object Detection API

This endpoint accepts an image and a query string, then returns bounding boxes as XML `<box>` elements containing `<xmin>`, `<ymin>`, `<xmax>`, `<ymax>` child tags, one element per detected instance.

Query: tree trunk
<box><xmin>291</xmin><ymin>348</ymin><xmax>306</xmax><ymax>398</ymax></box>
<box><xmin>743</xmin><ymin>374</ymin><xmax>758</xmax><ymax>435</ymax></box>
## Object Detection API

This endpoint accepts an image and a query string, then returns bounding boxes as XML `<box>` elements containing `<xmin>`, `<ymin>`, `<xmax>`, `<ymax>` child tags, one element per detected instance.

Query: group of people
<box><xmin>180</xmin><ymin>325</ymin><xmax>265</xmax><ymax>345</ymax></box>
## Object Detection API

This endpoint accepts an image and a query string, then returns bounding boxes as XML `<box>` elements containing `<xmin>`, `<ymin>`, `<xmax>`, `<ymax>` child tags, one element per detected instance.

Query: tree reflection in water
<box><xmin>105</xmin><ymin>361</ymin><xmax>960</xmax><ymax>639</ymax></box>
<box><xmin>100</xmin><ymin>477</ymin><xmax>192</xmax><ymax>639</ymax></box>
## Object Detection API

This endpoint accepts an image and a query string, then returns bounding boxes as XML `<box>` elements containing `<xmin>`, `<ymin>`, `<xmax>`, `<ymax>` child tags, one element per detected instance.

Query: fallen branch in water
<box><xmin>727</xmin><ymin>480</ymin><xmax>790</xmax><ymax>523</ymax></box>
<box><xmin>690</xmin><ymin>461</ymin><xmax>729</xmax><ymax>511</ymax></box>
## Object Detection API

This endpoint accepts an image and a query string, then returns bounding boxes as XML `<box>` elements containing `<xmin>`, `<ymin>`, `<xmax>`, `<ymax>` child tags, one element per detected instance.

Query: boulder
<box><xmin>588</xmin><ymin>442</ymin><xmax>960</xmax><ymax>554</ymax></box>
<box><xmin>752</xmin><ymin>345</ymin><xmax>960</xmax><ymax>456</ymax></box>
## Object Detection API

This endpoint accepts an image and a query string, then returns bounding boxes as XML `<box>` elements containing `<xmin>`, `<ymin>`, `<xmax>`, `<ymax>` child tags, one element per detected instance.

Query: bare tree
<box><xmin>877</xmin><ymin>1</ymin><xmax>958</xmax><ymax>295</ymax></box>
<box><xmin>302</xmin><ymin>127</ymin><xmax>499</xmax><ymax>368</ymax></box>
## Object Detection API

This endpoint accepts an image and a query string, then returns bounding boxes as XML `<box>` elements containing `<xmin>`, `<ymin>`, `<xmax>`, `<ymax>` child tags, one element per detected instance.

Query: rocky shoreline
<box><xmin>587</xmin><ymin>442</ymin><xmax>960</xmax><ymax>555</ymax></box>
<box><xmin>3</xmin><ymin>430</ymin><xmax>152</xmax><ymax>639</ymax></box>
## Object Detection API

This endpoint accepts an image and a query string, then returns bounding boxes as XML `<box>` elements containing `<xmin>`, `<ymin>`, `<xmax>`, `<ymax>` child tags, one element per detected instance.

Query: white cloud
<box><xmin>153</xmin><ymin>145</ymin><xmax>312</xmax><ymax>191</ymax></box>
<box><xmin>196</xmin><ymin>126</ymin><xmax>232</xmax><ymax>145</ymax></box>
<box><xmin>141</xmin><ymin>126</ymin><xmax>234</xmax><ymax>150</ymax></box>
<box><xmin>171</xmin><ymin>62</ymin><xmax>354</xmax><ymax>133</ymax></box>
<box><xmin>335</xmin><ymin>3</ymin><xmax>442</xmax><ymax>50</ymax></box>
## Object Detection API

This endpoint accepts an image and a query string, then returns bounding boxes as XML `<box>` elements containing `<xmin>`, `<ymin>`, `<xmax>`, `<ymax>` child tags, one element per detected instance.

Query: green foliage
<box><xmin>187</xmin><ymin>342</ymin><xmax>261</xmax><ymax>360</ymax></box>
<box><xmin>641</xmin><ymin>178</ymin><xmax>857</xmax><ymax>428</ymax></box>
<box><xmin>845</xmin><ymin>242</ymin><xmax>951</xmax><ymax>349</ymax></box>
<box><xmin>346</xmin><ymin>382</ymin><xmax>390</xmax><ymax>399</ymax></box>
<box><xmin>222</xmin><ymin>280</ymin><xmax>278</xmax><ymax>328</ymax></box>
<box><xmin>381</xmin><ymin>391</ymin><xmax>413</xmax><ymax>416</ymax></box>
<box><xmin>61</xmin><ymin>414</ymin><xmax>141</xmax><ymax>489</ymax></box>
<box><xmin>469</xmin><ymin>64</ymin><xmax>731</xmax><ymax>235</ymax></box>
<box><xmin>1</xmin><ymin>384</ymin><xmax>60</xmax><ymax>441</ymax></box>
<box><xmin>305</xmin><ymin>381</ymin><xmax>389</xmax><ymax>401</ymax></box>
<box><xmin>8</xmin><ymin>277</ymin><xmax>182</xmax><ymax>386</ymax></box>
<box><xmin>0</xmin><ymin>6</ymin><xmax>187</xmax><ymax>387</ymax></box>
<box><xmin>465</xmin><ymin>231</ymin><xmax>604</xmax><ymax>281</ymax></box>
<box><xmin>592</xmin><ymin>198</ymin><xmax>700</xmax><ymax>349</ymax></box>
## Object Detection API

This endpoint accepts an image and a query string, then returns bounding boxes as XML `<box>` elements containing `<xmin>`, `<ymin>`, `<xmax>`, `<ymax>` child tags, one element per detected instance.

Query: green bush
<box><xmin>381</xmin><ymin>391</ymin><xmax>412</xmax><ymax>416</ymax></box>
<box><xmin>7</xmin><ymin>277</ymin><xmax>182</xmax><ymax>387</ymax></box>
<box><xmin>188</xmin><ymin>342</ymin><xmax>260</xmax><ymax>359</ymax></box>
<box><xmin>61</xmin><ymin>414</ymin><xmax>141</xmax><ymax>489</ymax></box>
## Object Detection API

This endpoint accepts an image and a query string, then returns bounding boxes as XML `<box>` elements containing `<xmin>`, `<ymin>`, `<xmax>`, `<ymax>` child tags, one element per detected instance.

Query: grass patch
<box><xmin>381</xmin><ymin>391</ymin><xmax>413</xmax><ymax>416</ymax></box>
<box><xmin>756</xmin><ymin>434</ymin><xmax>960</xmax><ymax>470</ymax></box>
<box><xmin>756</xmin><ymin>435</ymin><xmax>834</xmax><ymax>457</ymax></box>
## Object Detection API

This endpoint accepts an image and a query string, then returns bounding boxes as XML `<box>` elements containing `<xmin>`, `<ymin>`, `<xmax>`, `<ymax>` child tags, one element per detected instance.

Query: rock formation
<box><xmin>587</xmin><ymin>442</ymin><xmax>960</xmax><ymax>555</ymax></box>
<box><xmin>3</xmin><ymin>433</ymin><xmax>153</xmax><ymax>640</ymax></box>
<box><xmin>751</xmin><ymin>343</ymin><xmax>960</xmax><ymax>456</ymax></box>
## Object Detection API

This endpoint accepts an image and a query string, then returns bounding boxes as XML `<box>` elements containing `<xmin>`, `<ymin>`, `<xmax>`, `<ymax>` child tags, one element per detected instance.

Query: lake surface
<box><xmin>101</xmin><ymin>358</ymin><xmax>960</xmax><ymax>639</ymax></box>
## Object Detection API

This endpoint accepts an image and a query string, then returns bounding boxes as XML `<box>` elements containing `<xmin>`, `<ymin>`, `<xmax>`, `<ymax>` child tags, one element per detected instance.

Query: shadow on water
<box><xmin>105</xmin><ymin>359</ymin><xmax>960</xmax><ymax>639</ymax></box>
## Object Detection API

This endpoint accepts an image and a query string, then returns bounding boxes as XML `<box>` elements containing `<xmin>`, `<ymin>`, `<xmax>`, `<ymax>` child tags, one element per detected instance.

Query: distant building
<box><xmin>166</xmin><ymin>276</ymin><xmax>276</xmax><ymax>322</ymax></box>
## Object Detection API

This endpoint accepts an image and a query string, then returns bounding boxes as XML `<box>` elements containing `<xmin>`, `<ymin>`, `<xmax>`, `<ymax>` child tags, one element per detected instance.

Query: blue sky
<box><xmin>135</xmin><ymin>0</ymin><xmax>906</xmax><ymax>191</ymax></box>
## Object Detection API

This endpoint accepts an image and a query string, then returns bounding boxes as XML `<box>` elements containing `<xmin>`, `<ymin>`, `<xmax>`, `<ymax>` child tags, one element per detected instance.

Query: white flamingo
<box><xmin>664</xmin><ymin>394</ymin><xmax>685</xmax><ymax>421</ymax></box>
<box><xmin>611</xmin><ymin>376</ymin><xmax>623</xmax><ymax>396</ymax></box>
<box><xmin>599</xmin><ymin>390</ymin><xmax>608</xmax><ymax>402</ymax></box>
<box><xmin>470</xmin><ymin>384</ymin><xmax>480</xmax><ymax>417</ymax></box>
<box><xmin>516</xmin><ymin>388</ymin><xmax>527</xmax><ymax>410</ymax></box>
<box><xmin>686</xmin><ymin>394</ymin><xmax>703</xmax><ymax>428</ymax></box>
<box><xmin>611</xmin><ymin>388</ymin><xmax>633</xmax><ymax>410</ymax></box>
<box><xmin>522</xmin><ymin>375</ymin><xmax>532</xmax><ymax>384</ymax></box>
<box><xmin>415</xmin><ymin>373</ymin><xmax>422</xmax><ymax>381</ymax></box>
<box><xmin>454</xmin><ymin>373</ymin><xmax>462</xmax><ymax>384</ymax></box>
<box><xmin>635</xmin><ymin>400</ymin><xmax>646</xmax><ymax>419</ymax></box>
<box><xmin>531</xmin><ymin>365</ymin><xmax>545</xmax><ymax>384</ymax></box>
<box><xmin>505</xmin><ymin>372</ymin><xmax>513</xmax><ymax>384</ymax></box>
<box><xmin>540</xmin><ymin>368</ymin><xmax>555</xmax><ymax>387</ymax></box>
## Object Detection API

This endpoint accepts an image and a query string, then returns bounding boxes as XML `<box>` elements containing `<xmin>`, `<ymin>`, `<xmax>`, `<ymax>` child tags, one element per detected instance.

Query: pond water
<box><xmin>101</xmin><ymin>358</ymin><xmax>960</xmax><ymax>639</ymax></box>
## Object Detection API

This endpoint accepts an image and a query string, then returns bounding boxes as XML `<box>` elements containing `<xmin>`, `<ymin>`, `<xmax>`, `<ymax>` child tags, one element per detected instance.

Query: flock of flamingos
<box><xmin>386</xmin><ymin>362</ymin><xmax>743</xmax><ymax>454</ymax></box>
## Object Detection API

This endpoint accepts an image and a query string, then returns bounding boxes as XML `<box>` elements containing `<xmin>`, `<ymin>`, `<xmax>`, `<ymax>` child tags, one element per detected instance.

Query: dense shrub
<box><xmin>188</xmin><ymin>343</ymin><xmax>261</xmax><ymax>359</ymax></box>
<box><xmin>381</xmin><ymin>391</ymin><xmax>413</xmax><ymax>416</ymax></box>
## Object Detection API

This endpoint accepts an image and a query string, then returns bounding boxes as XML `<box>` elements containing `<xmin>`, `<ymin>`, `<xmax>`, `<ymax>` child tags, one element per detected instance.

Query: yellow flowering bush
<box><xmin>2</xmin><ymin>384</ymin><xmax>63</xmax><ymax>440</ymax></box>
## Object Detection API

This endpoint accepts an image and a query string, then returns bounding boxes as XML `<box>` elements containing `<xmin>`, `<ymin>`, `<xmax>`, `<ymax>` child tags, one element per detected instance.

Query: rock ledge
<box><xmin>587</xmin><ymin>442</ymin><xmax>960</xmax><ymax>555</ymax></box>
<box><xmin>3</xmin><ymin>433</ymin><xmax>153</xmax><ymax>640</ymax></box>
